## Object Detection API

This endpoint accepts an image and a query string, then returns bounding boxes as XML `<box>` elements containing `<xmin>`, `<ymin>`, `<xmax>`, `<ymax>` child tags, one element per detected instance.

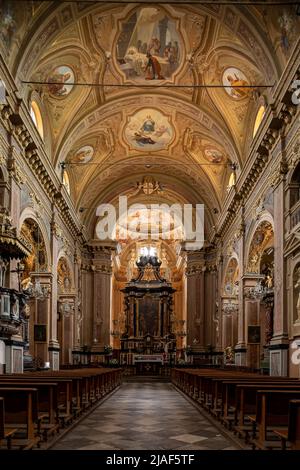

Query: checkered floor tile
<box><xmin>52</xmin><ymin>382</ymin><xmax>239</xmax><ymax>450</ymax></box>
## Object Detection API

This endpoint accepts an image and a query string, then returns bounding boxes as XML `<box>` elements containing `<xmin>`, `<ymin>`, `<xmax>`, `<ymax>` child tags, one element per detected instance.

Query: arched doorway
<box><xmin>222</xmin><ymin>257</ymin><xmax>239</xmax><ymax>363</ymax></box>
<box><xmin>245</xmin><ymin>219</ymin><xmax>274</xmax><ymax>370</ymax></box>
<box><xmin>20</xmin><ymin>218</ymin><xmax>49</xmax><ymax>367</ymax></box>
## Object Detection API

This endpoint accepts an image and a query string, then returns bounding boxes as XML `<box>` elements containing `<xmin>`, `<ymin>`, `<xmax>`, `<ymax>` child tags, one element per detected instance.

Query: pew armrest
<box><xmin>5</xmin><ymin>427</ymin><xmax>18</xmax><ymax>438</ymax></box>
<box><xmin>273</xmin><ymin>429</ymin><xmax>289</xmax><ymax>450</ymax></box>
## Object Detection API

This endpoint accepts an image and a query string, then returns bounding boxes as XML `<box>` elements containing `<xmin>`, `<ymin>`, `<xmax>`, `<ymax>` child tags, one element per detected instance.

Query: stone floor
<box><xmin>52</xmin><ymin>381</ymin><xmax>240</xmax><ymax>450</ymax></box>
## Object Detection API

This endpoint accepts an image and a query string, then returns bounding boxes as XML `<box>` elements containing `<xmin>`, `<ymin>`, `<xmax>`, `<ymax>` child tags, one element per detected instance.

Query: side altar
<box><xmin>120</xmin><ymin>254</ymin><xmax>176</xmax><ymax>371</ymax></box>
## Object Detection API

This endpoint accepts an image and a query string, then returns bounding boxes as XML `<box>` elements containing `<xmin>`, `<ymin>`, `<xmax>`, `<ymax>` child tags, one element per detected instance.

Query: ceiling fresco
<box><xmin>124</xmin><ymin>108</ymin><xmax>174</xmax><ymax>151</ymax></box>
<box><xmin>47</xmin><ymin>65</ymin><xmax>75</xmax><ymax>97</ymax></box>
<box><xmin>116</xmin><ymin>6</ymin><xmax>182</xmax><ymax>83</ymax></box>
<box><xmin>1</xmin><ymin>1</ymin><xmax>299</xmax><ymax>240</ymax></box>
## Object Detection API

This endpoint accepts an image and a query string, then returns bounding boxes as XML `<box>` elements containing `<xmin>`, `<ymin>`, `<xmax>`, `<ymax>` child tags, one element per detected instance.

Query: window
<box><xmin>30</xmin><ymin>101</ymin><xmax>44</xmax><ymax>139</ymax></box>
<box><xmin>227</xmin><ymin>171</ymin><xmax>236</xmax><ymax>191</ymax></box>
<box><xmin>253</xmin><ymin>105</ymin><xmax>266</xmax><ymax>138</ymax></box>
<box><xmin>140</xmin><ymin>246</ymin><xmax>157</xmax><ymax>257</ymax></box>
<box><xmin>63</xmin><ymin>171</ymin><xmax>70</xmax><ymax>194</ymax></box>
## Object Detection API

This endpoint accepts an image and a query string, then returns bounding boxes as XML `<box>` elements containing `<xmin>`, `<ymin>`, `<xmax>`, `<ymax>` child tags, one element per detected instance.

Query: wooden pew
<box><xmin>0</xmin><ymin>387</ymin><xmax>40</xmax><ymax>450</ymax></box>
<box><xmin>0</xmin><ymin>397</ymin><xmax>18</xmax><ymax>450</ymax></box>
<box><xmin>220</xmin><ymin>379</ymin><xmax>299</xmax><ymax>428</ymax></box>
<box><xmin>0</xmin><ymin>368</ymin><xmax>122</xmax><ymax>449</ymax></box>
<box><xmin>22</xmin><ymin>368</ymin><xmax>122</xmax><ymax>417</ymax></box>
<box><xmin>232</xmin><ymin>383</ymin><xmax>300</xmax><ymax>441</ymax></box>
<box><xmin>5</xmin><ymin>375</ymin><xmax>73</xmax><ymax>427</ymax></box>
<box><xmin>250</xmin><ymin>390</ymin><xmax>300</xmax><ymax>450</ymax></box>
<box><xmin>0</xmin><ymin>380</ymin><xmax>59</xmax><ymax>441</ymax></box>
<box><xmin>273</xmin><ymin>400</ymin><xmax>300</xmax><ymax>450</ymax></box>
<box><xmin>172</xmin><ymin>368</ymin><xmax>300</xmax><ymax>451</ymax></box>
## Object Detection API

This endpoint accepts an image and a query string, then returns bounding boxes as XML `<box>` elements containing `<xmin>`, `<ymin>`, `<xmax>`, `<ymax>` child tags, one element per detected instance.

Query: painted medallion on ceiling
<box><xmin>116</xmin><ymin>7</ymin><xmax>181</xmax><ymax>82</ymax></box>
<box><xmin>47</xmin><ymin>66</ymin><xmax>74</xmax><ymax>97</ymax></box>
<box><xmin>204</xmin><ymin>147</ymin><xmax>224</xmax><ymax>164</ymax></box>
<box><xmin>124</xmin><ymin>108</ymin><xmax>174</xmax><ymax>151</ymax></box>
<box><xmin>222</xmin><ymin>67</ymin><xmax>250</xmax><ymax>99</ymax></box>
<box><xmin>70</xmin><ymin>145</ymin><xmax>94</xmax><ymax>164</ymax></box>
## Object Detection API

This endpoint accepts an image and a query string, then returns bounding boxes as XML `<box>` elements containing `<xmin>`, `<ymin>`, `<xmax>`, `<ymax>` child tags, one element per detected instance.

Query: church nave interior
<box><xmin>0</xmin><ymin>0</ymin><xmax>300</xmax><ymax>452</ymax></box>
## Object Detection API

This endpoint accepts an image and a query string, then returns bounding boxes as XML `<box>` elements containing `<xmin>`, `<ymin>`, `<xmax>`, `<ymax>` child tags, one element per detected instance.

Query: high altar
<box><xmin>120</xmin><ymin>255</ymin><xmax>176</xmax><ymax>372</ymax></box>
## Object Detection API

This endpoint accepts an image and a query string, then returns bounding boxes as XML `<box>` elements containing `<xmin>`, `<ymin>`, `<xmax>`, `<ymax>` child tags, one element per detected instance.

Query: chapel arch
<box><xmin>56</xmin><ymin>255</ymin><xmax>75</xmax><ymax>365</ymax></box>
<box><xmin>221</xmin><ymin>256</ymin><xmax>239</xmax><ymax>359</ymax></box>
<box><xmin>245</xmin><ymin>218</ymin><xmax>275</xmax><ymax>370</ymax></box>
<box><xmin>19</xmin><ymin>217</ymin><xmax>50</xmax><ymax>367</ymax></box>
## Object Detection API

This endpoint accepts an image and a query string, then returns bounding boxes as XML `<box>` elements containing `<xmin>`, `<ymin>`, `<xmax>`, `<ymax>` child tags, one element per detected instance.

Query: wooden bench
<box><xmin>0</xmin><ymin>387</ymin><xmax>41</xmax><ymax>450</ymax></box>
<box><xmin>0</xmin><ymin>380</ymin><xmax>59</xmax><ymax>441</ymax></box>
<box><xmin>249</xmin><ymin>390</ymin><xmax>300</xmax><ymax>450</ymax></box>
<box><xmin>172</xmin><ymin>367</ymin><xmax>300</xmax><ymax>449</ymax></box>
<box><xmin>273</xmin><ymin>400</ymin><xmax>300</xmax><ymax>450</ymax></box>
<box><xmin>232</xmin><ymin>383</ymin><xmax>300</xmax><ymax>441</ymax></box>
<box><xmin>0</xmin><ymin>397</ymin><xmax>18</xmax><ymax>450</ymax></box>
<box><xmin>219</xmin><ymin>379</ymin><xmax>299</xmax><ymax>426</ymax></box>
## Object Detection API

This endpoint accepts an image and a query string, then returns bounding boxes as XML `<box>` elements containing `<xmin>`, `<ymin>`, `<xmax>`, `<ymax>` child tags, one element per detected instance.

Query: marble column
<box><xmin>49</xmin><ymin>218</ymin><xmax>60</xmax><ymax>370</ymax></box>
<box><xmin>90</xmin><ymin>245</ymin><xmax>114</xmax><ymax>360</ymax></box>
<box><xmin>186</xmin><ymin>252</ymin><xmax>205</xmax><ymax>352</ymax></box>
<box><xmin>73</xmin><ymin>251</ymin><xmax>82</xmax><ymax>355</ymax></box>
<box><xmin>204</xmin><ymin>268</ymin><xmax>214</xmax><ymax>348</ymax></box>
<box><xmin>243</xmin><ymin>275</ymin><xmax>262</xmax><ymax>369</ymax></box>
<box><xmin>58</xmin><ymin>295</ymin><xmax>75</xmax><ymax>365</ymax></box>
<box><xmin>235</xmin><ymin>224</ymin><xmax>246</xmax><ymax>366</ymax></box>
<box><xmin>31</xmin><ymin>272</ymin><xmax>52</xmax><ymax>367</ymax></box>
<box><xmin>270</xmin><ymin>153</ymin><xmax>289</xmax><ymax>376</ymax></box>
<box><xmin>8</xmin><ymin>151</ymin><xmax>22</xmax><ymax>292</ymax></box>
<box><xmin>221</xmin><ymin>300</ymin><xmax>238</xmax><ymax>350</ymax></box>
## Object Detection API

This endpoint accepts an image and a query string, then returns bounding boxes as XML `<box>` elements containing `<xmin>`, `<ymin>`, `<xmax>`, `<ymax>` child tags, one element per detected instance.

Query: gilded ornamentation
<box><xmin>128</xmin><ymin>176</ymin><xmax>163</xmax><ymax>197</ymax></box>
<box><xmin>51</xmin><ymin>221</ymin><xmax>62</xmax><ymax>239</ymax></box>
<box><xmin>29</xmin><ymin>192</ymin><xmax>42</xmax><ymax>214</ymax></box>
<box><xmin>253</xmin><ymin>196</ymin><xmax>265</xmax><ymax>220</ymax></box>
<box><xmin>57</xmin><ymin>257</ymin><xmax>72</xmax><ymax>294</ymax></box>
<box><xmin>20</xmin><ymin>219</ymin><xmax>47</xmax><ymax>279</ymax></box>
<box><xmin>247</xmin><ymin>221</ymin><xmax>273</xmax><ymax>273</ymax></box>
<box><xmin>0</xmin><ymin>153</ymin><xmax>6</xmax><ymax>165</ymax></box>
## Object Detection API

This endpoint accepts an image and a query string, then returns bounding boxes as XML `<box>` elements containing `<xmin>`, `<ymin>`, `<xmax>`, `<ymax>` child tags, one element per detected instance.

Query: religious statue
<box><xmin>63</xmin><ymin>276</ymin><xmax>71</xmax><ymax>291</ymax></box>
<box><xmin>294</xmin><ymin>267</ymin><xmax>300</xmax><ymax>323</ymax></box>
<box><xmin>21</xmin><ymin>276</ymin><xmax>33</xmax><ymax>293</ymax></box>
<box><xmin>232</xmin><ymin>281</ymin><xmax>239</xmax><ymax>296</ymax></box>
<box><xmin>77</xmin><ymin>310</ymin><xmax>82</xmax><ymax>343</ymax></box>
<box><xmin>265</xmin><ymin>272</ymin><xmax>273</xmax><ymax>289</ymax></box>
<box><xmin>0</xmin><ymin>258</ymin><xmax>7</xmax><ymax>288</ymax></box>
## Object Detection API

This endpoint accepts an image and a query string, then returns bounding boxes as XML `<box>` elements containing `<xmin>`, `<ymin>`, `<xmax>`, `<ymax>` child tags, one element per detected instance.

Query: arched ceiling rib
<box><xmin>2</xmin><ymin>1</ymin><xmax>299</xmax><ymax>239</ymax></box>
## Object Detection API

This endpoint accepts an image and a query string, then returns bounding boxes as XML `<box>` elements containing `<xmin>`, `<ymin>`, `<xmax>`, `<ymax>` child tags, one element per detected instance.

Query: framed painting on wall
<box><xmin>34</xmin><ymin>324</ymin><xmax>47</xmax><ymax>342</ymax></box>
<box><xmin>248</xmin><ymin>325</ymin><xmax>261</xmax><ymax>344</ymax></box>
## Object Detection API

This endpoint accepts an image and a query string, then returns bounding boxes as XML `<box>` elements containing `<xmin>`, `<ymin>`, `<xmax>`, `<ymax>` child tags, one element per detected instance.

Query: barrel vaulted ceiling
<box><xmin>1</xmin><ymin>0</ymin><xmax>299</xmax><ymax>238</ymax></box>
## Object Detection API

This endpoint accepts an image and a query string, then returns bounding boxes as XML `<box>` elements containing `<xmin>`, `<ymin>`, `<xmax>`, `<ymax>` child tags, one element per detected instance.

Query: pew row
<box><xmin>0</xmin><ymin>367</ymin><xmax>122</xmax><ymax>450</ymax></box>
<box><xmin>171</xmin><ymin>368</ymin><xmax>300</xmax><ymax>450</ymax></box>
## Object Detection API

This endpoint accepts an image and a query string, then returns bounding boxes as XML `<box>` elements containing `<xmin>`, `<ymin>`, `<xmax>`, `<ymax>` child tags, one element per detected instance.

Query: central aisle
<box><xmin>52</xmin><ymin>381</ymin><xmax>239</xmax><ymax>450</ymax></box>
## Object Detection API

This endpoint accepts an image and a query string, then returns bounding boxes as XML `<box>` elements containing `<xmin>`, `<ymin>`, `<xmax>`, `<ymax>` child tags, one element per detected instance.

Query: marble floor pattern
<box><xmin>52</xmin><ymin>382</ymin><xmax>239</xmax><ymax>450</ymax></box>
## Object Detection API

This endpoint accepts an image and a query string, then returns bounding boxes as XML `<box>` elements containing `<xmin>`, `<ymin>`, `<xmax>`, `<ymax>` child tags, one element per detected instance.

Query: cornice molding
<box><xmin>0</xmin><ymin>55</ymin><xmax>84</xmax><ymax>242</ymax></box>
<box><xmin>215</xmin><ymin>60</ymin><xmax>300</xmax><ymax>240</ymax></box>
